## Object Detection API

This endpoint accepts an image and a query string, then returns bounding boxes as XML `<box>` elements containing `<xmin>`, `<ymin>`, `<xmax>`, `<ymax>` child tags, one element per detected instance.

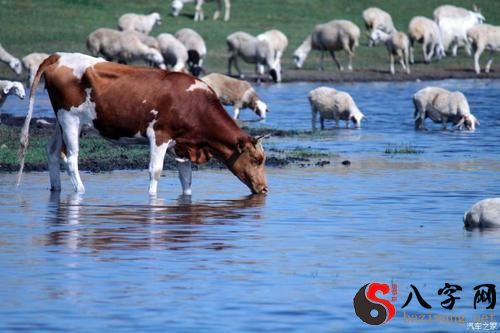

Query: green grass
<box><xmin>1</xmin><ymin>0</ymin><xmax>499</xmax><ymax>80</ymax></box>
<box><xmin>384</xmin><ymin>143</ymin><xmax>423</xmax><ymax>154</ymax></box>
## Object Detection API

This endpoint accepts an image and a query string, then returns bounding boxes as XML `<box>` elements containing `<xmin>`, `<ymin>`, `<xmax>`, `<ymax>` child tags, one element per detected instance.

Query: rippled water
<box><xmin>1</xmin><ymin>79</ymin><xmax>499</xmax><ymax>332</ymax></box>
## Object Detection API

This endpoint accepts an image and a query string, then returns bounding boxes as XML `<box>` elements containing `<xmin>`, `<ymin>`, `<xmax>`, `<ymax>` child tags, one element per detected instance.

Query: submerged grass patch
<box><xmin>384</xmin><ymin>144</ymin><xmax>423</xmax><ymax>155</ymax></box>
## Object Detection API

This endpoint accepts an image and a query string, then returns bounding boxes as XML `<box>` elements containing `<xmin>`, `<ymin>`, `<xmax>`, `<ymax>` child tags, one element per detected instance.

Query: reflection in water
<box><xmin>44</xmin><ymin>192</ymin><xmax>266</xmax><ymax>252</ymax></box>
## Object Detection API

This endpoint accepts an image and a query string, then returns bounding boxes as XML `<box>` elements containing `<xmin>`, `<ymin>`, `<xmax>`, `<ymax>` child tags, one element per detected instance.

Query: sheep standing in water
<box><xmin>308</xmin><ymin>86</ymin><xmax>365</xmax><ymax>130</ymax></box>
<box><xmin>413</xmin><ymin>87</ymin><xmax>479</xmax><ymax>131</ymax></box>
<box><xmin>117</xmin><ymin>12</ymin><xmax>162</xmax><ymax>35</ymax></box>
<box><xmin>175</xmin><ymin>28</ymin><xmax>207</xmax><ymax>76</ymax></box>
<box><xmin>226</xmin><ymin>31</ymin><xmax>279</xmax><ymax>83</ymax></box>
<box><xmin>464</xmin><ymin>198</ymin><xmax>500</xmax><ymax>229</ymax></box>
<box><xmin>202</xmin><ymin>73</ymin><xmax>268</xmax><ymax>119</ymax></box>
<box><xmin>293</xmin><ymin>20</ymin><xmax>360</xmax><ymax>72</ymax></box>
<box><xmin>0</xmin><ymin>80</ymin><xmax>25</xmax><ymax>108</ymax></box>
<box><xmin>0</xmin><ymin>44</ymin><xmax>22</xmax><ymax>75</ymax></box>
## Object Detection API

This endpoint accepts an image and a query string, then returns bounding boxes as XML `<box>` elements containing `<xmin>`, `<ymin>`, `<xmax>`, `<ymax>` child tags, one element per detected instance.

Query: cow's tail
<box><xmin>17</xmin><ymin>54</ymin><xmax>60</xmax><ymax>186</ymax></box>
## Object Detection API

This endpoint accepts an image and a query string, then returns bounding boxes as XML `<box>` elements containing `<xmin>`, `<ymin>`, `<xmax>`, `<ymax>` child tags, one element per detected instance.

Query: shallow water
<box><xmin>1</xmin><ymin>79</ymin><xmax>499</xmax><ymax>332</ymax></box>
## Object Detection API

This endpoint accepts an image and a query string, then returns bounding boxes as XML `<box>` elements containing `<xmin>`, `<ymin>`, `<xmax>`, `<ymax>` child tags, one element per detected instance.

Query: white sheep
<box><xmin>467</xmin><ymin>24</ymin><xmax>500</xmax><ymax>74</ymax></box>
<box><xmin>369</xmin><ymin>29</ymin><xmax>411</xmax><ymax>74</ymax></box>
<box><xmin>413</xmin><ymin>87</ymin><xmax>479</xmax><ymax>131</ymax></box>
<box><xmin>117</xmin><ymin>12</ymin><xmax>161</xmax><ymax>35</ymax></box>
<box><xmin>362</xmin><ymin>7</ymin><xmax>395</xmax><ymax>46</ymax></box>
<box><xmin>308</xmin><ymin>86</ymin><xmax>365</xmax><ymax>130</ymax></box>
<box><xmin>171</xmin><ymin>0</ymin><xmax>231</xmax><ymax>21</ymax></box>
<box><xmin>157</xmin><ymin>33</ymin><xmax>189</xmax><ymax>72</ymax></box>
<box><xmin>227</xmin><ymin>31</ymin><xmax>280</xmax><ymax>83</ymax></box>
<box><xmin>257</xmin><ymin>29</ymin><xmax>288</xmax><ymax>80</ymax></box>
<box><xmin>202</xmin><ymin>73</ymin><xmax>268</xmax><ymax>119</ymax></box>
<box><xmin>293</xmin><ymin>20</ymin><xmax>360</xmax><ymax>72</ymax></box>
<box><xmin>174</xmin><ymin>28</ymin><xmax>207</xmax><ymax>76</ymax></box>
<box><xmin>87</xmin><ymin>28</ymin><xmax>165</xmax><ymax>69</ymax></box>
<box><xmin>464</xmin><ymin>198</ymin><xmax>500</xmax><ymax>229</ymax></box>
<box><xmin>0</xmin><ymin>43</ymin><xmax>22</xmax><ymax>75</ymax></box>
<box><xmin>433</xmin><ymin>5</ymin><xmax>485</xmax><ymax>56</ymax></box>
<box><xmin>22</xmin><ymin>52</ymin><xmax>50</xmax><ymax>87</ymax></box>
<box><xmin>0</xmin><ymin>80</ymin><xmax>25</xmax><ymax>108</ymax></box>
<box><xmin>408</xmin><ymin>16</ymin><xmax>445</xmax><ymax>64</ymax></box>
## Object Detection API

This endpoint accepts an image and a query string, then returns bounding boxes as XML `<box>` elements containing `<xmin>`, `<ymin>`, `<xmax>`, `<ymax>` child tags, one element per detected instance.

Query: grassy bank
<box><xmin>1</xmin><ymin>0</ymin><xmax>499</xmax><ymax>81</ymax></box>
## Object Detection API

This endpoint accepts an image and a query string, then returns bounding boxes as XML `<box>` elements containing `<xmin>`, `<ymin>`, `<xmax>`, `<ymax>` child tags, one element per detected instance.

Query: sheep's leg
<box><xmin>451</xmin><ymin>42</ymin><xmax>458</xmax><ymax>57</ymax></box>
<box><xmin>329</xmin><ymin>50</ymin><xmax>343</xmax><ymax>71</ymax></box>
<box><xmin>213</xmin><ymin>0</ymin><xmax>221</xmax><ymax>20</ymax></box>
<box><xmin>57</xmin><ymin>112</ymin><xmax>85</xmax><ymax>193</ymax></box>
<box><xmin>344</xmin><ymin>40</ymin><xmax>355</xmax><ymax>71</ymax></box>
<box><xmin>320</xmin><ymin>116</ymin><xmax>325</xmax><ymax>130</ymax></box>
<box><xmin>389</xmin><ymin>54</ymin><xmax>395</xmax><ymax>75</ymax></box>
<box><xmin>473</xmin><ymin>46</ymin><xmax>484</xmax><ymax>74</ymax></box>
<box><xmin>485</xmin><ymin>50</ymin><xmax>494</xmax><ymax>73</ymax></box>
<box><xmin>409</xmin><ymin>38</ymin><xmax>415</xmax><ymax>64</ymax></box>
<box><xmin>442</xmin><ymin>119</ymin><xmax>448</xmax><ymax>130</ymax></box>
<box><xmin>413</xmin><ymin>98</ymin><xmax>425</xmax><ymax>130</ymax></box>
<box><xmin>47</xmin><ymin>122</ymin><xmax>63</xmax><ymax>191</ymax></box>
<box><xmin>223</xmin><ymin>0</ymin><xmax>230</xmax><ymax>21</ymax></box>
<box><xmin>319</xmin><ymin>51</ymin><xmax>325</xmax><ymax>71</ymax></box>
<box><xmin>233</xmin><ymin>56</ymin><xmax>244</xmax><ymax>78</ymax></box>
<box><xmin>426</xmin><ymin>42</ymin><xmax>435</xmax><ymax>63</ymax></box>
<box><xmin>194</xmin><ymin>0</ymin><xmax>204</xmax><ymax>21</ymax></box>
<box><xmin>311</xmin><ymin>107</ymin><xmax>317</xmax><ymax>131</ymax></box>
<box><xmin>233</xmin><ymin>107</ymin><xmax>241</xmax><ymax>119</ymax></box>
<box><xmin>176</xmin><ymin>158</ymin><xmax>192</xmax><ymax>196</ymax></box>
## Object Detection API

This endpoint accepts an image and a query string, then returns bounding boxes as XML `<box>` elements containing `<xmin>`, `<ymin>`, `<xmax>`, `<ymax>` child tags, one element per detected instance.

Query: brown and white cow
<box><xmin>18</xmin><ymin>52</ymin><xmax>268</xmax><ymax>195</ymax></box>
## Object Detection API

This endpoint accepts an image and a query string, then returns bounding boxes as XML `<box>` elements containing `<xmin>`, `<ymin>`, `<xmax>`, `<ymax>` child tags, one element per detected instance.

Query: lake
<box><xmin>0</xmin><ymin>79</ymin><xmax>499</xmax><ymax>332</ymax></box>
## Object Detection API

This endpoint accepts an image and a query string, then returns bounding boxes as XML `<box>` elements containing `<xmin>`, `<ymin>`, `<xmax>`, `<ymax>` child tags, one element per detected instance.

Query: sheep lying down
<box><xmin>308</xmin><ymin>86</ymin><xmax>365</xmax><ymax>130</ymax></box>
<box><xmin>413</xmin><ymin>87</ymin><xmax>479</xmax><ymax>131</ymax></box>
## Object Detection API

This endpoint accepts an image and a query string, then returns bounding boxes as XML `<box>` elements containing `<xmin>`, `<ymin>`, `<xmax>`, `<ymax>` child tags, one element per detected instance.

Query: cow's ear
<box><xmin>253</xmin><ymin>134</ymin><xmax>271</xmax><ymax>144</ymax></box>
<box><xmin>237</xmin><ymin>139</ymin><xmax>246</xmax><ymax>153</ymax></box>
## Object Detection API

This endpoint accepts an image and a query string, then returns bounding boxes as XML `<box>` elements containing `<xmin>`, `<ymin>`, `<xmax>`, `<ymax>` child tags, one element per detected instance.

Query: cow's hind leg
<box><xmin>58</xmin><ymin>112</ymin><xmax>85</xmax><ymax>193</ymax></box>
<box><xmin>176</xmin><ymin>158</ymin><xmax>192</xmax><ymax>196</ymax></box>
<box><xmin>147</xmin><ymin>135</ymin><xmax>175</xmax><ymax>196</ymax></box>
<box><xmin>47</xmin><ymin>121</ymin><xmax>63</xmax><ymax>191</ymax></box>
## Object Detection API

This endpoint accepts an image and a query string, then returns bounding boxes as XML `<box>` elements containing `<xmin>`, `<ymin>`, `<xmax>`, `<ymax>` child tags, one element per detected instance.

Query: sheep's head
<box><xmin>463</xmin><ymin>114</ymin><xmax>480</xmax><ymax>131</ymax></box>
<box><xmin>369</xmin><ymin>29</ymin><xmax>390</xmax><ymax>45</ymax></box>
<box><xmin>171</xmin><ymin>0</ymin><xmax>184</xmax><ymax>16</ymax></box>
<box><xmin>350</xmin><ymin>110</ymin><xmax>365</xmax><ymax>128</ymax></box>
<box><xmin>293</xmin><ymin>50</ymin><xmax>306</xmax><ymax>69</ymax></box>
<box><xmin>254</xmin><ymin>100</ymin><xmax>268</xmax><ymax>119</ymax></box>
<box><xmin>3</xmin><ymin>81</ymin><xmax>25</xmax><ymax>100</ymax></box>
<box><xmin>152</xmin><ymin>12</ymin><xmax>162</xmax><ymax>26</ymax></box>
<box><xmin>9</xmin><ymin>58</ymin><xmax>22</xmax><ymax>75</ymax></box>
<box><xmin>146</xmin><ymin>49</ymin><xmax>166</xmax><ymax>69</ymax></box>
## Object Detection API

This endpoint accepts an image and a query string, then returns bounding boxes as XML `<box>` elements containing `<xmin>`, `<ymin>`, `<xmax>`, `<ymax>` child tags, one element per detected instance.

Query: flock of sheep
<box><xmin>0</xmin><ymin>3</ymin><xmax>497</xmax><ymax>225</ymax></box>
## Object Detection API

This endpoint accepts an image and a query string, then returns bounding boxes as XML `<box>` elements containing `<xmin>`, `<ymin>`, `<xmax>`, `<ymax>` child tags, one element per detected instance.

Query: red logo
<box><xmin>353</xmin><ymin>283</ymin><xmax>396</xmax><ymax>325</ymax></box>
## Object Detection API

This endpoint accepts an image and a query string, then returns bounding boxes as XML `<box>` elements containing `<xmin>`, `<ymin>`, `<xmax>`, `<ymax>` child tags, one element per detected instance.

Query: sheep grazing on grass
<box><xmin>157</xmin><ymin>33</ymin><xmax>189</xmax><ymax>72</ymax></box>
<box><xmin>467</xmin><ymin>24</ymin><xmax>500</xmax><ymax>74</ymax></box>
<box><xmin>0</xmin><ymin>80</ymin><xmax>25</xmax><ymax>108</ymax></box>
<box><xmin>117</xmin><ymin>12</ymin><xmax>161</xmax><ymax>35</ymax></box>
<box><xmin>464</xmin><ymin>198</ymin><xmax>500</xmax><ymax>229</ymax></box>
<box><xmin>413</xmin><ymin>87</ymin><xmax>479</xmax><ymax>131</ymax></box>
<box><xmin>308</xmin><ymin>86</ymin><xmax>365</xmax><ymax>130</ymax></box>
<box><xmin>257</xmin><ymin>29</ymin><xmax>288</xmax><ymax>79</ymax></box>
<box><xmin>293</xmin><ymin>20</ymin><xmax>360</xmax><ymax>72</ymax></box>
<box><xmin>226</xmin><ymin>31</ymin><xmax>279</xmax><ymax>83</ymax></box>
<box><xmin>22</xmin><ymin>52</ymin><xmax>49</xmax><ymax>86</ymax></box>
<box><xmin>202</xmin><ymin>73</ymin><xmax>268</xmax><ymax>119</ymax></box>
<box><xmin>433</xmin><ymin>5</ymin><xmax>485</xmax><ymax>57</ymax></box>
<box><xmin>171</xmin><ymin>0</ymin><xmax>231</xmax><ymax>22</ymax></box>
<box><xmin>0</xmin><ymin>43</ymin><xmax>22</xmax><ymax>75</ymax></box>
<box><xmin>408</xmin><ymin>16</ymin><xmax>445</xmax><ymax>64</ymax></box>
<box><xmin>87</xmin><ymin>28</ymin><xmax>165</xmax><ymax>69</ymax></box>
<box><xmin>362</xmin><ymin>7</ymin><xmax>395</xmax><ymax>47</ymax></box>
<box><xmin>369</xmin><ymin>29</ymin><xmax>411</xmax><ymax>74</ymax></box>
<box><xmin>175</xmin><ymin>28</ymin><xmax>207</xmax><ymax>76</ymax></box>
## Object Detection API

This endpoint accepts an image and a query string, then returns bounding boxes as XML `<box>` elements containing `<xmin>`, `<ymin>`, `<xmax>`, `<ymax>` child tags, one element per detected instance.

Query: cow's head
<box><xmin>228</xmin><ymin>135</ymin><xmax>268</xmax><ymax>194</ymax></box>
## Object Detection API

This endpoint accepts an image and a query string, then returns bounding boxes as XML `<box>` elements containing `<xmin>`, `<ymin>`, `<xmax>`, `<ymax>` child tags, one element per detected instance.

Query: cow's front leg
<box><xmin>58</xmin><ymin>112</ymin><xmax>85</xmax><ymax>193</ymax></box>
<box><xmin>176</xmin><ymin>158</ymin><xmax>192</xmax><ymax>196</ymax></box>
<box><xmin>147</xmin><ymin>137</ymin><xmax>174</xmax><ymax>196</ymax></box>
